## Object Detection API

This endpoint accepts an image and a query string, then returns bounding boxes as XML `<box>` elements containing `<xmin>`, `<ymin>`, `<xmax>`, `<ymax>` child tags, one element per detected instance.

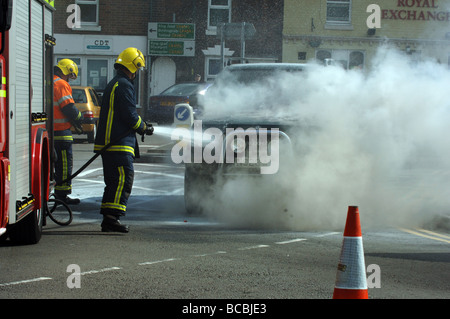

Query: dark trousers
<box><xmin>54</xmin><ymin>141</ymin><xmax>73</xmax><ymax>197</ymax></box>
<box><xmin>100</xmin><ymin>152</ymin><xmax>135</xmax><ymax>217</ymax></box>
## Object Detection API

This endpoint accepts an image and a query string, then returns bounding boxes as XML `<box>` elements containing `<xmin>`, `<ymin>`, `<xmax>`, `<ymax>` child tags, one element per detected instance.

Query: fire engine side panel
<box><xmin>44</xmin><ymin>5</ymin><xmax>53</xmax><ymax>36</ymax></box>
<box><xmin>44</xmin><ymin>6</ymin><xmax>53</xmax><ymax>116</ymax></box>
<box><xmin>8</xmin><ymin>0</ymin><xmax>31</xmax><ymax>223</ymax></box>
<box><xmin>31</xmin><ymin>1</ymin><xmax>44</xmax><ymax>114</ymax></box>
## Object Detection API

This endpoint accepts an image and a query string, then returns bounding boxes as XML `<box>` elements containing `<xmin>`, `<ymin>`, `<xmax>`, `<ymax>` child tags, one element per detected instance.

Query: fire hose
<box><xmin>57</xmin><ymin>123</ymin><xmax>154</xmax><ymax>186</ymax></box>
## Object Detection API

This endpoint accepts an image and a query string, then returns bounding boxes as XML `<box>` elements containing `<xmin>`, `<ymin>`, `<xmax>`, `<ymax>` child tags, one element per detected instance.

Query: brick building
<box><xmin>53</xmin><ymin>0</ymin><xmax>284</xmax><ymax>114</ymax></box>
<box><xmin>283</xmin><ymin>0</ymin><xmax>450</xmax><ymax>69</ymax></box>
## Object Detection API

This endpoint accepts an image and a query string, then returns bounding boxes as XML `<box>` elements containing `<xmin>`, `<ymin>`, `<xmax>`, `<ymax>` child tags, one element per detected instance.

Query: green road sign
<box><xmin>148</xmin><ymin>23</ymin><xmax>195</xmax><ymax>40</ymax></box>
<box><xmin>148</xmin><ymin>40</ymin><xmax>195</xmax><ymax>57</ymax></box>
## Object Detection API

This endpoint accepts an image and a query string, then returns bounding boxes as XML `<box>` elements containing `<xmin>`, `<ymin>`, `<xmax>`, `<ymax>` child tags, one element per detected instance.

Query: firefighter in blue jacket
<box><xmin>94</xmin><ymin>47</ymin><xmax>153</xmax><ymax>233</ymax></box>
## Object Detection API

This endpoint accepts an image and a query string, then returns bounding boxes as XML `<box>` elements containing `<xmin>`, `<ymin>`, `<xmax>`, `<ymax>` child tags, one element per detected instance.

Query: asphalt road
<box><xmin>0</xmin><ymin>129</ymin><xmax>449</xmax><ymax>304</ymax></box>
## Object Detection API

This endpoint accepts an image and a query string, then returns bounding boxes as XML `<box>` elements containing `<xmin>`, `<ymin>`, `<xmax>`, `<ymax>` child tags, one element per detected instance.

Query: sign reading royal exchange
<box><xmin>382</xmin><ymin>0</ymin><xmax>450</xmax><ymax>21</ymax></box>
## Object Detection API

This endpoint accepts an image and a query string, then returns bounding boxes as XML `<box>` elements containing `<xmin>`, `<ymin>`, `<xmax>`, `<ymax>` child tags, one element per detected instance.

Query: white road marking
<box><xmin>134</xmin><ymin>170</ymin><xmax>184</xmax><ymax>179</ymax></box>
<box><xmin>275</xmin><ymin>238</ymin><xmax>307</xmax><ymax>245</ymax></box>
<box><xmin>315</xmin><ymin>232</ymin><xmax>340</xmax><ymax>237</ymax></box>
<box><xmin>135</xmin><ymin>162</ymin><xmax>183</xmax><ymax>169</ymax></box>
<box><xmin>80</xmin><ymin>267</ymin><xmax>122</xmax><ymax>276</ymax></box>
<box><xmin>238</xmin><ymin>245</ymin><xmax>270</xmax><ymax>250</ymax></box>
<box><xmin>0</xmin><ymin>233</ymin><xmax>336</xmax><ymax>289</ymax></box>
<box><xmin>77</xmin><ymin>168</ymin><xmax>103</xmax><ymax>177</ymax></box>
<box><xmin>75</xmin><ymin>178</ymin><xmax>104</xmax><ymax>185</ymax></box>
<box><xmin>193</xmin><ymin>251</ymin><xmax>227</xmax><ymax>257</ymax></box>
<box><xmin>0</xmin><ymin>277</ymin><xmax>52</xmax><ymax>287</ymax></box>
<box><xmin>75</xmin><ymin>178</ymin><xmax>170</xmax><ymax>194</ymax></box>
<box><xmin>138</xmin><ymin>258</ymin><xmax>178</xmax><ymax>266</ymax></box>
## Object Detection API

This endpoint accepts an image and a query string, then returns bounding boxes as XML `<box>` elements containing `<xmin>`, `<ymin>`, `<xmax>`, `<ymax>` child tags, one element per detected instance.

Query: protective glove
<box><xmin>140</xmin><ymin>121</ymin><xmax>154</xmax><ymax>142</ymax></box>
<box><xmin>73</xmin><ymin>121</ymin><xmax>83</xmax><ymax>134</ymax></box>
<box><xmin>144</xmin><ymin>122</ymin><xmax>154</xmax><ymax>136</ymax></box>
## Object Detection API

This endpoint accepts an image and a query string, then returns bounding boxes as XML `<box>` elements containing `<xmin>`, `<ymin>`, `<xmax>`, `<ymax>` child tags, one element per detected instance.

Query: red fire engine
<box><xmin>0</xmin><ymin>0</ymin><xmax>55</xmax><ymax>244</ymax></box>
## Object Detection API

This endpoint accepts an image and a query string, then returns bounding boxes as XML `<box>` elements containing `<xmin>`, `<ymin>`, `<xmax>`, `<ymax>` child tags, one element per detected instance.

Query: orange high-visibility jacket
<box><xmin>53</xmin><ymin>75</ymin><xmax>81</xmax><ymax>137</ymax></box>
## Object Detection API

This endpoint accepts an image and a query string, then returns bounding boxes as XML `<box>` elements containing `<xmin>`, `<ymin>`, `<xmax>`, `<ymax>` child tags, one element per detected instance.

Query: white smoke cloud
<box><xmin>194</xmin><ymin>46</ymin><xmax>450</xmax><ymax>231</ymax></box>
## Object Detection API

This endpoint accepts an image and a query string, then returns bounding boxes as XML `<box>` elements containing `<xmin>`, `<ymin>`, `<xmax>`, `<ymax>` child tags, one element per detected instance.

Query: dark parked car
<box><xmin>146</xmin><ymin>82</ymin><xmax>212</xmax><ymax>124</ymax></box>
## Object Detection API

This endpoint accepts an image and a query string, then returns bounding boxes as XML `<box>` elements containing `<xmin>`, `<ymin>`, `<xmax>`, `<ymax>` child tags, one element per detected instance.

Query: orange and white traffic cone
<box><xmin>333</xmin><ymin>206</ymin><xmax>368</xmax><ymax>299</ymax></box>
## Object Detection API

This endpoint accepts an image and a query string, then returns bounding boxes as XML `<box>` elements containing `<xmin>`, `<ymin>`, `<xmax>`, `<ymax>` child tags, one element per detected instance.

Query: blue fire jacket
<box><xmin>94</xmin><ymin>70</ymin><xmax>145</xmax><ymax>157</ymax></box>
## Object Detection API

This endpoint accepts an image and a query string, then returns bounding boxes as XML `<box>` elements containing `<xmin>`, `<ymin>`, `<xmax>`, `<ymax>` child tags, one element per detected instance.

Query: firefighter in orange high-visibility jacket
<box><xmin>94</xmin><ymin>48</ymin><xmax>152</xmax><ymax>233</ymax></box>
<box><xmin>53</xmin><ymin>59</ymin><xmax>83</xmax><ymax>205</ymax></box>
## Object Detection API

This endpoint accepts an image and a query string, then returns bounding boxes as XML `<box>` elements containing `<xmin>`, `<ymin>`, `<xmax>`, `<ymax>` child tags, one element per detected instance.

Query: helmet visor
<box><xmin>66</xmin><ymin>62</ymin><xmax>78</xmax><ymax>79</ymax></box>
<box><xmin>132</xmin><ymin>52</ymin><xmax>145</xmax><ymax>71</ymax></box>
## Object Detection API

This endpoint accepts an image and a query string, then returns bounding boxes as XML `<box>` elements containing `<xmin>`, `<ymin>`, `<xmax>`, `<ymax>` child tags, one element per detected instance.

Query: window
<box><xmin>316</xmin><ymin>49</ymin><xmax>365</xmax><ymax>70</ymax></box>
<box><xmin>87</xmin><ymin>59</ymin><xmax>108</xmax><ymax>91</ymax></box>
<box><xmin>326</xmin><ymin>0</ymin><xmax>351</xmax><ymax>24</ymax></box>
<box><xmin>89</xmin><ymin>88</ymin><xmax>100</xmax><ymax>106</ymax></box>
<box><xmin>206</xmin><ymin>58</ymin><xmax>222</xmax><ymax>81</ymax></box>
<box><xmin>75</xmin><ymin>0</ymin><xmax>100</xmax><ymax>30</ymax></box>
<box><xmin>316</xmin><ymin>50</ymin><xmax>331</xmax><ymax>62</ymax></box>
<box><xmin>208</xmin><ymin>0</ymin><xmax>232</xmax><ymax>31</ymax></box>
<box><xmin>349</xmin><ymin>51</ymin><xmax>364</xmax><ymax>69</ymax></box>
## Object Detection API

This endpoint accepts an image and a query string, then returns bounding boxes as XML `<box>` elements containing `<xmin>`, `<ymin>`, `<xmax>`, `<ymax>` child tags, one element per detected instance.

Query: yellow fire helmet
<box><xmin>115</xmin><ymin>47</ymin><xmax>145</xmax><ymax>73</ymax></box>
<box><xmin>56</xmin><ymin>59</ymin><xmax>78</xmax><ymax>79</ymax></box>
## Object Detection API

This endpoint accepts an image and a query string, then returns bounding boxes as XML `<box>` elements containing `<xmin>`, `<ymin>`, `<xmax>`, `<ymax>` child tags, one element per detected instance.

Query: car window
<box><xmin>218</xmin><ymin>66</ymin><xmax>304</xmax><ymax>85</ymax></box>
<box><xmin>202</xmin><ymin>65</ymin><xmax>308</xmax><ymax>116</ymax></box>
<box><xmin>89</xmin><ymin>88</ymin><xmax>99</xmax><ymax>106</ymax></box>
<box><xmin>161</xmin><ymin>83</ymin><xmax>204</xmax><ymax>96</ymax></box>
<box><xmin>72</xmin><ymin>89</ymin><xmax>87</xmax><ymax>103</ymax></box>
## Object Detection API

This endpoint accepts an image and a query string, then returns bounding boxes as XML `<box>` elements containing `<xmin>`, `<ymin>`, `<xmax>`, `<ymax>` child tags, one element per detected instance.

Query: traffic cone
<box><xmin>333</xmin><ymin>206</ymin><xmax>368</xmax><ymax>299</ymax></box>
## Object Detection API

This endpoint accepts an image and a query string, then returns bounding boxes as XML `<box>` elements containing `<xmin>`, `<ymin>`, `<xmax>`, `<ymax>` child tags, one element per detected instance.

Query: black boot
<box><xmin>101</xmin><ymin>215</ymin><xmax>129</xmax><ymax>233</ymax></box>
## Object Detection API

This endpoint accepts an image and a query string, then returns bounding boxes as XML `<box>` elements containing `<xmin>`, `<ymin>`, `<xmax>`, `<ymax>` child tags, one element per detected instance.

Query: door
<box><xmin>150</xmin><ymin>57</ymin><xmax>176</xmax><ymax>96</ymax></box>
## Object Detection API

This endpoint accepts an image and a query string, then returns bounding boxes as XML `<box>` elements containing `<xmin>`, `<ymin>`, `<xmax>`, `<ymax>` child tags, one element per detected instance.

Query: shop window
<box><xmin>316</xmin><ymin>49</ymin><xmax>365</xmax><ymax>70</ymax></box>
<box><xmin>316</xmin><ymin>50</ymin><xmax>332</xmax><ymax>63</ymax></box>
<box><xmin>349</xmin><ymin>51</ymin><xmax>364</xmax><ymax>70</ymax></box>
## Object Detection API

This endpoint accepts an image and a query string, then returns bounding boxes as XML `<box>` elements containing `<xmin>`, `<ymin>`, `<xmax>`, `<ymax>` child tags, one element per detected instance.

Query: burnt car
<box><xmin>147</xmin><ymin>82</ymin><xmax>211</xmax><ymax>124</ymax></box>
<box><xmin>70</xmin><ymin>86</ymin><xmax>101</xmax><ymax>143</ymax></box>
<box><xmin>181</xmin><ymin>63</ymin><xmax>309</xmax><ymax>214</ymax></box>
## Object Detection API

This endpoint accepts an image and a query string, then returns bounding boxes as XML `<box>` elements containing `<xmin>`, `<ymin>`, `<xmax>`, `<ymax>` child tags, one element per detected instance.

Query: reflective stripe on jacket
<box><xmin>53</xmin><ymin>75</ymin><xmax>81</xmax><ymax>134</ymax></box>
<box><xmin>94</xmin><ymin>71</ymin><xmax>145</xmax><ymax>157</ymax></box>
